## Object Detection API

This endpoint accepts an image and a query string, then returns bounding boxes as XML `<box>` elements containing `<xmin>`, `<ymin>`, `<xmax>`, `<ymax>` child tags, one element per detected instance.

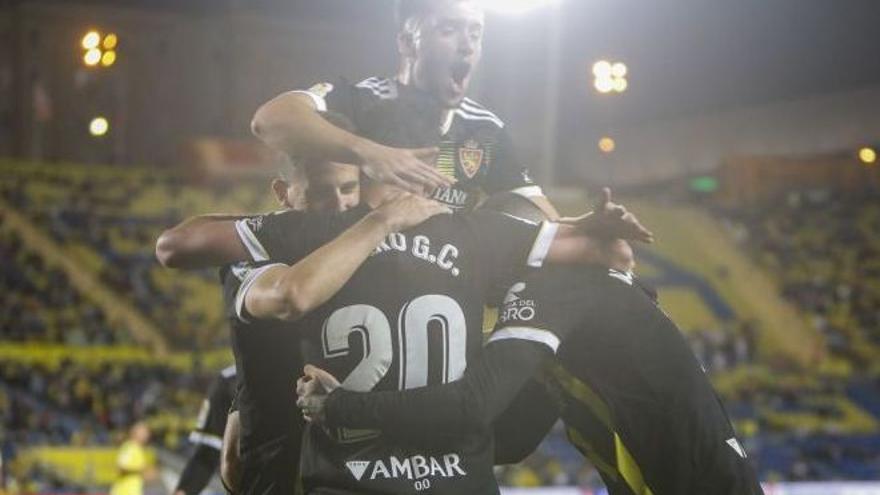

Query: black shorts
<box><xmin>239</xmin><ymin>436</ymin><xmax>301</xmax><ymax>495</ymax></box>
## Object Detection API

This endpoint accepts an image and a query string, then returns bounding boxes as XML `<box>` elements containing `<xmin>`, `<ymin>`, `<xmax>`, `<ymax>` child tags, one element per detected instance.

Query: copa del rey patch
<box><xmin>458</xmin><ymin>140</ymin><xmax>483</xmax><ymax>178</ymax></box>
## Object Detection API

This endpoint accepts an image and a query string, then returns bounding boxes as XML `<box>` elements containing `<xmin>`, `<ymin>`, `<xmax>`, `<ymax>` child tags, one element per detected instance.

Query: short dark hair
<box><xmin>395</xmin><ymin>0</ymin><xmax>435</xmax><ymax>31</ymax></box>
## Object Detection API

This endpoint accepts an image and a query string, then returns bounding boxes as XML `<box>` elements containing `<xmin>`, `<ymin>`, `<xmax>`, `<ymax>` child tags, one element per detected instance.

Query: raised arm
<box><xmin>251</xmin><ymin>92</ymin><xmax>451</xmax><ymax>193</ymax></box>
<box><xmin>242</xmin><ymin>194</ymin><xmax>450</xmax><ymax>322</ymax></box>
<box><xmin>155</xmin><ymin>214</ymin><xmax>248</xmax><ymax>270</ymax></box>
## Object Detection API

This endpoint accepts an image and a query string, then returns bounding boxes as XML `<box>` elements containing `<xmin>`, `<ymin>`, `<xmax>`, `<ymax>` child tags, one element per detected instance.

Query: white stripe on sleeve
<box><xmin>234</xmin><ymin>219</ymin><xmax>270</xmax><ymax>262</ymax></box>
<box><xmin>527</xmin><ymin>222</ymin><xmax>559</xmax><ymax>268</ymax></box>
<box><xmin>234</xmin><ymin>263</ymin><xmax>286</xmax><ymax>323</ymax></box>
<box><xmin>289</xmin><ymin>90</ymin><xmax>328</xmax><ymax>112</ymax></box>
<box><xmin>489</xmin><ymin>327</ymin><xmax>561</xmax><ymax>353</ymax></box>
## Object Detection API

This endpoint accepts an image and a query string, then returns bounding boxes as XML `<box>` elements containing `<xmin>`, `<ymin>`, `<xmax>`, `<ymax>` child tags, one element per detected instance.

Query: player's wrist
<box><xmin>348</xmin><ymin>136</ymin><xmax>381</xmax><ymax>167</ymax></box>
<box><xmin>365</xmin><ymin>208</ymin><xmax>399</xmax><ymax>235</ymax></box>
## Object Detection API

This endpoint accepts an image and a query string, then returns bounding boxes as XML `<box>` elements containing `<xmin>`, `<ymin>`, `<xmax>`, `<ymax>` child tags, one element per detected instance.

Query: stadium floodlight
<box><xmin>598</xmin><ymin>136</ymin><xmax>616</xmax><ymax>153</ymax></box>
<box><xmin>83</xmin><ymin>48</ymin><xmax>102</xmax><ymax>66</ymax></box>
<box><xmin>859</xmin><ymin>147</ymin><xmax>877</xmax><ymax>165</ymax></box>
<box><xmin>101</xmin><ymin>50</ymin><xmax>117</xmax><ymax>67</ymax></box>
<box><xmin>593</xmin><ymin>59</ymin><xmax>628</xmax><ymax>95</ymax></box>
<box><xmin>594</xmin><ymin>77</ymin><xmax>614</xmax><ymax>93</ymax></box>
<box><xmin>102</xmin><ymin>33</ymin><xmax>118</xmax><ymax>50</ymax></box>
<box><xmin>81</xmin><ymin>30</ymin><xmax>117</xmax><ymax>68</ymax></box>
<box><xmin>478</xmin><ymin>0</ymin><xmax>562</xmax><ymax>15</ymax></box>
<box><xmin>89</xmin><ymin>117</ymin><xmax>109</xmax><ymax>137</ymax></box>
<box><xmin>592</xmin><ymin>60</ymin><xmax>612</xmax><ymax>78</ymax></box>
<box><xmin>82</xmin><ymin>31</ymin><xmax>101</xmax><ymax>50</ymax></box>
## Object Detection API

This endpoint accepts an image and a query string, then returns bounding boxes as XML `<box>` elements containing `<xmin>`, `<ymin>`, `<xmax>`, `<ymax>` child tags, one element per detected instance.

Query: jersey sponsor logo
<box><xmin>499</xmin><ymin>282</ymin><xmax>536</xmax><ymax>323</ymax></box>
<box><xmin>458</xmin><ymin>139</ymin><xmax>484</xmax><ymax>179</ymax></box>
<box><xmin>430</xmin><ymin>186</ymin><xmax>470</xmax><ymax>209</ymax></box>
<box><xmin>373</xmin><ymin>233</ymin><xmax>462</xmax><ymax>277</ymax></box>
<box><xmin>346</xmin><ymin>460</ymin><xmax>371</xmax><ymax>481</ymax></box>
<box><xmin>726</xmin><ymin>437</ymin><xmax>747</xmax><ymax>458</ymax></box>
<box><xmin>343</xmin><ymin>453</ymin><xmax>467</xmax><ymax>484</ymax></box>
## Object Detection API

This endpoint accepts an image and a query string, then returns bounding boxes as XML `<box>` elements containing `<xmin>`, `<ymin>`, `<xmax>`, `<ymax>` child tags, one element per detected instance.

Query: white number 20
<box><xmin>321</xmin><ymin>295</ymin><xmax>468</xmax><ymax>393</ymax></box>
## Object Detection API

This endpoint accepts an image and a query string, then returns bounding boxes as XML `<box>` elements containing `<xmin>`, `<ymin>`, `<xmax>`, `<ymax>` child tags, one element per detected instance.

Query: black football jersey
<box><xmin>188</xmin><ymin>365</ymin><xmax>237</xmax><ymax>451</ymax></box>
<box><xmin>222</xmin><ymin>207</ymin><xmax>368</xmax><ymax>455</ymax></box>
<box><xmin>234</xmin><ymin>206</ymin><xmax>558</xmax><ymax>494</ymax></box>
<box><xmin>490</xmin><ymin>265</ymin><xmax>762</xmax><ymax>495</ymax></box>
<box><xmin>295</xmin><ymin>77</ymin><xmax>541</xmax><ymax>210</ymax></box>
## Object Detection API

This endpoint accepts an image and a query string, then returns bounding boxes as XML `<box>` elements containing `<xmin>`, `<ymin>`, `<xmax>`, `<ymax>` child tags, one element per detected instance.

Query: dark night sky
<box><xmin>22</xmin><ymin>0</ymin><xmax>880</xmax><ymax>126</ymax></box>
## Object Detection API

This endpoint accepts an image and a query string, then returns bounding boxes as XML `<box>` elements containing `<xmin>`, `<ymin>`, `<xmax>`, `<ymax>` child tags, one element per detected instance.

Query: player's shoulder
<box><xmin>352</xmin><ymin>76</ymin><xmax>398</xmax><ymax>100</ymax></box>
<box><xmin>455</xmin><ymin>97</ymin><xmax>506</xmax><ymax>129</ymax></box>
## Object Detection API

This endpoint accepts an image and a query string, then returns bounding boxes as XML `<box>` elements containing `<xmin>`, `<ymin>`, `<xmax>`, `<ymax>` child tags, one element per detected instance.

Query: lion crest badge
<box><xmin>458</xmin><ymin>140</ymin><xmax>484</xmax><ymax>179</ymax></box>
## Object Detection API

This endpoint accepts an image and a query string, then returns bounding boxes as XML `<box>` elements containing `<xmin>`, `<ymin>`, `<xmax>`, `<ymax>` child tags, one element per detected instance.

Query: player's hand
<box><xmin>568</xmin><ymin>188</ymin><xmax>654</xmax><ymax>243</ymax></box>
<box><xmin>296</xmin><ymin>364</ymin><xmax>341</xmax><ymax>424</ymax></box>
<box><xmin>373</xmin><ymin>192</ymin><xmax>453</xmax><ymax>232</ymax></box>
<box><xmin>354</xmin><ymin>140</ymin><xmax>454</xmax><ymax>194</ymax></box>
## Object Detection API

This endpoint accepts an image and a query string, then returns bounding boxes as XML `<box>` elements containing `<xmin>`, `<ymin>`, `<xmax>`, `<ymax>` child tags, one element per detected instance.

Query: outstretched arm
<box><xmin>156</xmin><ymin>214</ymin><xmax>248</xmax><ymax>270</ymax></box>
<box><xmin>299</xmin><ymin>338</ymin><xmax>552</xmax><ymax>439</ymax></box>
<box><xmin>252</xmin><ymin>92</ymin><xmax>451</xmax><ymax>193</ymax></box>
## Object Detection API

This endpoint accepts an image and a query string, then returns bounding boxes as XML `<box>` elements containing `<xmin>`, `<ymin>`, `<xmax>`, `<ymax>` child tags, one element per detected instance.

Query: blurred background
<box><xmin>0</xmin><ymin>0</ymin><xmax>879</xmax><ymax>493</ymax></box>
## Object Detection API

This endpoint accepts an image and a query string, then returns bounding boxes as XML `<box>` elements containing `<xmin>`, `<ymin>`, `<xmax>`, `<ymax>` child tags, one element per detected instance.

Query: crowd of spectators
<box><xmin>0</xmin><ymin>221</ymin><xmax>122</xmax><ymax>345</ymax></box>
<box><xmin>723</xmin><ymin>189</ymin><xmax>880</xmax><ymax>366</ymax></box>
<box><xmin>1</xmin><ymin>359</ymin><xmax>210</xmax><ymax>451</ymax></box>
<box><xmin>0</xmin><ymin>165</ymin><xmax>270</xmax><ymax>349</ymax></box>
<box><xmin>688</xmin><ymin>320</ymin><xmax>759</xmax><ymax>373</ymax></box>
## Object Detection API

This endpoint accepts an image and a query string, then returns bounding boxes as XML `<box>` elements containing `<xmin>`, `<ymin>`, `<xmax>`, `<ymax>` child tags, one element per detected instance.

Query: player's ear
<box><xmin>271</xmin><ymin>179</ymin><xmax>290</xmax><ymax>207</ymax></box>
<box><xmin>398</xmin><ymin>29</ymin><xmax>417</xmax><ymax>58</ymax></box>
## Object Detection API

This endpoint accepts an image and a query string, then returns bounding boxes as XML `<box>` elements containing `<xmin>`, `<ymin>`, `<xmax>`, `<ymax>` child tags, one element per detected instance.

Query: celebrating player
<box><xmin>298</xmin><ymin>202</ymin><xmax>765</xmax><ymax>495</ymax></box>
<box><xmin>251</xmin><ymin>0</ymin><xmax>560</xmax><ymax>217</ymax></box>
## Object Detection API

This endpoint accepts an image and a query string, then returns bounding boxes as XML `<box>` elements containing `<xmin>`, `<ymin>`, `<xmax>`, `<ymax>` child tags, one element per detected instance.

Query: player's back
<box><xmin>298</xmin><ymin>210</ymin><xmax>548</xmax><ymax>495</ymax></box>
<box><xmin>526</xmin><ymin>265</ymin><xmax>762</xmax><ymax>494</ymax></box>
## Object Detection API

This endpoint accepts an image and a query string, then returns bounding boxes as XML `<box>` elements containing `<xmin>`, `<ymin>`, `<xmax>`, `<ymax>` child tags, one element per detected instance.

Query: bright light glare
<box><xmin>89</xmin><ymin>117</ymin><xmax>109</xmax><ymax>137</ymax></box>
<box><xmin>103</xmin><ymin>33</ymin><xmax>118</xmax><ymax>49</ymax></box>
<box><xmin>613</xmin><ymin>78</ymin><xmax>628</xmax><ymax>93</ymax></box>
<box><xmin>611</xmin><ymin>62</ymin><xmax>627</xmax><ymax>78</ymax></box>
<box><xmin>594</xmin><ymin>77</ymin><xmax>614</xmax><ymax>93</ymax></box>
<box><xmin>478</xmin><ymin>0</ymin><xmax>562</xmax><ymax>15</ymax></box>
<box><xmin>82</xmin><ymin>31</ymin><xmax>100</xmax><ymax>49</ymax></box>
<box><xmin>101</xmin><ymin>50</ymin><xmax>117</xmax><ymax>67</ymax></box>
<box><xmin>83</xmin><ymin>48</ymin><xmax>102</xmax><ymax>66</ymax></box>
<box><xmin>599</xmin><ymin>137</ymin><xmax>616</xmax><ymax>153</ymax></box>
<box><xmin>859</xmin><ymin>147</ymin><xmax>877</xmax><ymax>164</ymax></box>
<box><xmin>592</xmin><ymin>60</ymin><xmax>612</xmax><ymax>78</ymax></box>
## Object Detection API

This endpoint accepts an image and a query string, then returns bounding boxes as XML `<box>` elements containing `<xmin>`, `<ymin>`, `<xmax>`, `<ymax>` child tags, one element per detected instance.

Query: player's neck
<box><xmin>396</xmin><ymin>65</ymin><xmax>456</xmax><ymax>132</ymax></box>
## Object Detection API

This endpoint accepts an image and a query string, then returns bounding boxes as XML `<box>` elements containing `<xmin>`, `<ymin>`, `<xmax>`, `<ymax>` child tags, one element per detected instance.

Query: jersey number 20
<box><xmin>321</xmin><ymin>295</ymin><xmax>467</xmax><ymax>442</ymax></box>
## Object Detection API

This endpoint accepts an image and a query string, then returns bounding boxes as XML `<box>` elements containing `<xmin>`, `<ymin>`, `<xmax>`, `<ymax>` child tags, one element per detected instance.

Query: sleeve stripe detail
<box><xmin>289</xmin><ymin>90</ymin><xmax>327</xmax><ymax>112</ymax></box>
<box><xmin>188</xmin><ymin>431</ymin><xmax>223</xmax><ymax>450</ymax></box>
<box><xmin>461</xmin><ymin>98</ymin><xmax>500</xmax><ymax>118</ymax></box>
<box><xmin>527</xmin><ymin>222</ymin><xmax>559</xmax><ymax>268</ymax></box>
<box><xmin>510</xmin><ymin>186</ymin><xmax>544</xmax><ymax>198</ymax></box>
<box><xmin>234</xmin><ymin>263</ymin><xmax>286</xmax><ymax>323</ymax></box>
<box><xmin>221</xmin><ymin>365</ymin><xmax>237</xmax><ymax>378</ymax></box>
<box><xmin>355</xmin><ymin>78</ymin><xmax>397</xmax><ymax>99</ymax></box>
<box><xmin>234</xmin><ymin>219</ymin><xmax>270</xmax><ymax>262</ymax></box>
<box><xmin>453</xmin><ymin>109</ymin><xmax>504</xmax><ymax>128</ymax></box>
<box><xmin>489</xmin><ymin>327</ymin><xmax>561</xmax><ymax>353</ymax></box>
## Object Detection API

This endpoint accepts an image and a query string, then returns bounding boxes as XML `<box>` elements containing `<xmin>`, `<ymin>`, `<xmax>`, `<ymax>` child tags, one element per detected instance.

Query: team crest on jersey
<box><xmin>458</xmin><ymin>140</ymin><xmax>484</xmax><ymax>178</ymax></box>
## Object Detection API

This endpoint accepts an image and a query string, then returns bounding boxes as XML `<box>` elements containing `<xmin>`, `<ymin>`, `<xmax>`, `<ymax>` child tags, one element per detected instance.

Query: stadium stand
<box><xmin>1</xmin><ymin>158</ymin><xmax>878</xmax><ymax>490</ymax></box>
